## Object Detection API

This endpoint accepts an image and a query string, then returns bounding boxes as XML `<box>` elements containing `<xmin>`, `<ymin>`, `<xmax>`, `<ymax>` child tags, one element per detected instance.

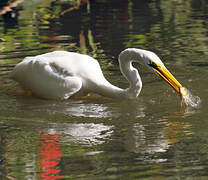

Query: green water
<box><xmin>0</xmin><ymin>0</ymin><xmax>208</xmax><ymax>179</ymax></box>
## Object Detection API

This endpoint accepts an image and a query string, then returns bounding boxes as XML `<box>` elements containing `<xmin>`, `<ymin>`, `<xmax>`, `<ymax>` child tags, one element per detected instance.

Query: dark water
<box><xmin>0</xmin><ymin>0</ymin><xmax>208</xmax><ymax>179</ymax></box>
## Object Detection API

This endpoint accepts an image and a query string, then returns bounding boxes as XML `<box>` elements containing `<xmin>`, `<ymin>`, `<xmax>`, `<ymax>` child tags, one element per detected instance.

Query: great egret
<box><xmin>11</xmin><ymin>48</ymin><xmax>186</xmax><ymax>100</ymax></box>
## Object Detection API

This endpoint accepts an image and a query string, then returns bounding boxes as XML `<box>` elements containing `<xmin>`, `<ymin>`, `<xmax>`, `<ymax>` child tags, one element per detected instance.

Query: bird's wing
<box><xmin>12</xmin><ymin>56</ymin><xmax>83</xmax><ymax>99</ymax></box>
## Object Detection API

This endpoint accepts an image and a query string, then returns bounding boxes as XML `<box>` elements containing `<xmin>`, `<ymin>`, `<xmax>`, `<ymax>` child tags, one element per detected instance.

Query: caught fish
<box><xmin>180</xmin><ymin>87</ymin><xmax>201</xmax><ymax>108</ymax></box>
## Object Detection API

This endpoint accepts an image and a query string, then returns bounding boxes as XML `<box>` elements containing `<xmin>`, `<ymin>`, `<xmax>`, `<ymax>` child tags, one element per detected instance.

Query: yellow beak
<box><xmin>150</xmin><ymin>62</ymin><xmax>182</xmax><ymax>95</ymax></box>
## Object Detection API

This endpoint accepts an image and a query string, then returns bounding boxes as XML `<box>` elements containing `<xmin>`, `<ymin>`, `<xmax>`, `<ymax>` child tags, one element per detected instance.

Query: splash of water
<box><xmin>180</xmin><ymin>87</ymin><xmax>201</xmax><ymax>108</ymax></box>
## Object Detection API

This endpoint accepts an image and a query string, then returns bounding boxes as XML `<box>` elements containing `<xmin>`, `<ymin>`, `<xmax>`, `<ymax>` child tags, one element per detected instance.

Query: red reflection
<box><xmin>39</xmin><ymin>131</ymin><xmax>63</xmax><ymax>180</ymax></box>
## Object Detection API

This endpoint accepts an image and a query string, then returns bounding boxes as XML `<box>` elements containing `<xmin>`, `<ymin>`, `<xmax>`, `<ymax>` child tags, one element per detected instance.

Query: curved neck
<box><xmin>118</xmin><ymin>48</ymin><xmax>143</xmax><ymax>99</ymax></box>
<box><xmin>92</xmin><ymin>48</ymin><xmax>143</xmax><ymax>99</ymax></box>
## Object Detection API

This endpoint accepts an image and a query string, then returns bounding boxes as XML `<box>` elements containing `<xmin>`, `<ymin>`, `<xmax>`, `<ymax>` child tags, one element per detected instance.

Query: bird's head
<box><xmin>119</xmin><ymin>48</ymin><xmax>188</xmax><ymax>98</ymax></box>
<box><xmin>145</xmin><ymin>52</ymin><xmax>187</xmax><ymax>97</ymax></box>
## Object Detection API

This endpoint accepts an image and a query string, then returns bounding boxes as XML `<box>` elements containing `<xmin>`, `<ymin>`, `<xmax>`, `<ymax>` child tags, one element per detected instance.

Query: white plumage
<box><xmin>11</xmin><ymin>48</ymin><xmax>184</xmax><ymax>100</ymax></box>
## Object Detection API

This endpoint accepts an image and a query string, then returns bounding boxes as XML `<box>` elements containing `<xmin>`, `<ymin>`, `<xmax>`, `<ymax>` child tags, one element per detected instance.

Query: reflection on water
<box><xmin>48</xmin><ymin>123</ymin><xmax>113</xmax><ymax>145</ymax></box>
<box><xmin>51</xmin><ymin>100</ymin><xmax>145</xmax><ymax>119</ymax></box>
<box><xmin>29</xmin><ymin>114</ymin><xmax>193</xmax><ymax>179</ymax></box>
<box><xmin>125</xmin><ymin>112</ymin><xmax>193</xmax><ymax>163</ymax></box>
<box><xmin>38</xmin><ymin>123</ymin><xmax>113</xmax><ymax>179</ymax></box>
<box><xmin>12</xmin><ymin>93</ymin><xmax>146</xmax><ymax>118</ymax></box>
<box><xmin>39</xmin><ymin>131</ymin><xmax>63</xmax><ymax>180</ymax></box>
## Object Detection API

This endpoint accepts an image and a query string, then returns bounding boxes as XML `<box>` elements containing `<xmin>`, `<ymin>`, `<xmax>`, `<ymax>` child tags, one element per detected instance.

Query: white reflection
<box><xmin>47</xmin><ymin>123</ymin><xmax>113</xmax><ymax>145</ymax></box>
<box><xmin>126</xmin><ymin>113</ymin><xmax>193</xmax><ymax>162</ymax></box>
<box><xmin>24</xmin><ymin>154</ymin><xmax>36</xmax><ymax>180</ymax></box>
<box><xmin>60</xmin><ymin>101</ymin><xmax>146</xmax><ymax>118</ymax></box>
<box><xmin>62</xmin><ymin>102</ymin><xmax>112</xmax><ymax>118</ymax></box>
<box><xmin>16</xmin><ymin>96</ymin><xmax>146</xmax><ymax>118</ymax></box>
<box><xmin>128</xmin><ymin>123</ymin><xmax>170</xmax><ymax>154</ymax></box>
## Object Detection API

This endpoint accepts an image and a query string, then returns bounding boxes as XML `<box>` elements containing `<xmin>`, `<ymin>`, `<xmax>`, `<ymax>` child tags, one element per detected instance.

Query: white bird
<box><xmin>11</xmin><ymin>48</ymin><xmax>185</xmax><ymax>100</ymax></box>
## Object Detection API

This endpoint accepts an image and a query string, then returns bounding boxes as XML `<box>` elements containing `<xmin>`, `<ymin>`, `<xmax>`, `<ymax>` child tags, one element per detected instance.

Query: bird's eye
<box><xmin>148</xmin><ymin>61</ymin><xmax>157</xmax><ymax>69</ymax></box>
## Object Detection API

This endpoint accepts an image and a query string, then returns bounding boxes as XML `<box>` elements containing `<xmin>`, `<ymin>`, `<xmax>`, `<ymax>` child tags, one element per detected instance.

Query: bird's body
<box><xmin>11</xmin><ymin>48</ymin><xmax>184</xmax><ymax>100</ymax></box>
